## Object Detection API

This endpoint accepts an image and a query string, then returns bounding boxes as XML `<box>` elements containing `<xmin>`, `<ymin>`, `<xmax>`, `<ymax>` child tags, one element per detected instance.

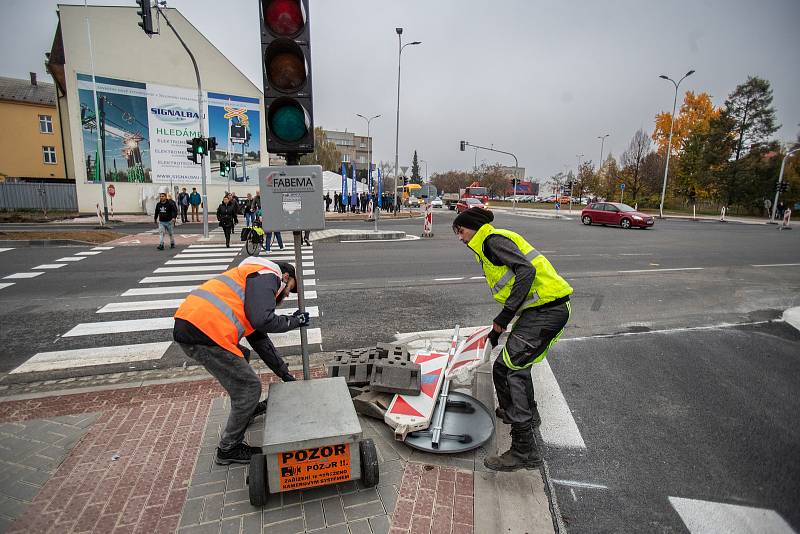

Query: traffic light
<box><xmin>777</xmin><ymin>182</ymin><xmax>789</xmax><ymax>193</ymax></box>
<box><xmin>207</xmin><ymin>137</ymin><xmax>218</xmax><ymax>153</ymax></box>
<box><xmin>186</xmin><ymin>137</ymin><xmax>207</xmax><ymax>164</ymax></box>
<box><xmin>220</xmin><ymin>161</ymin><xmax>229</xmax><ymax>177</ymax></box>
<box><xmin>460</xmin><ymin>141</ymin><xmax>466</xmax><ymax>151</ymax></box>
<box><xmin>136</xmin><ymin>0</ymin><xmax>154</xmax><ymax>35</ymax></box>
<box><xmin>260</xmin><ymin>0</ymin><xmax>314</xmax><ymax>157</ymax></box>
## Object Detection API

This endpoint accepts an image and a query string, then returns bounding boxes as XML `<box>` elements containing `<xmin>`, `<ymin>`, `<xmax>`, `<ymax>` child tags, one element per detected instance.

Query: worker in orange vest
<box><xmin>173</xmin><ymin>257</ymin><xmax>310</xmax><ymax>465</ymax></box>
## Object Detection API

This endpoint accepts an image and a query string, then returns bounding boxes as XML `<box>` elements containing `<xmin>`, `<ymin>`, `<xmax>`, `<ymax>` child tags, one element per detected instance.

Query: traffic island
<box><xmin>312</xmin><ymin>229</ymin><xmax>407</xmax><ymax>242</ymax></box>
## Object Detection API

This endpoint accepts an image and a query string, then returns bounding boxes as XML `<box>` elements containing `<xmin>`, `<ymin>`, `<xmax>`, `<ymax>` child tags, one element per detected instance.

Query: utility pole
<box><xmin>393</xmin><ymin>28</ymin><xmax>421</xmax><ymax>215</ymax></box>
<box><xmin>156</xmin><ymin>4</ymin><xmax>210</xmax><ymax>238</ymax></box>
<box><xmin>771</xmin><ymin>148</ymin><xmax>799</xmax><ymax>222</ymax></box>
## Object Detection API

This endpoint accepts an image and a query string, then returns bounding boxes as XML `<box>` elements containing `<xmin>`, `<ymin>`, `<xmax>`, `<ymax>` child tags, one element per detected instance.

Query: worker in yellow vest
<box><xmin>173</xmin><ymin>257</ymin><xmax>309</xmax><ymax>465</ymax></box>
<box><xmin>453</xmin><ymin>207</ymin><xmax>572</xmax><ymax>471</ymax></box>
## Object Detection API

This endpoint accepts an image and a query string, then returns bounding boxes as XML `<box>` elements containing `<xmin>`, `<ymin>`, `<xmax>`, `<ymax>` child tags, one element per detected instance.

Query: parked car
<box><xmin>430</xmin><ymin>197</ymin><xmax>443</xmax><ymax>208</ymax></box>
<box><xmin>580</xmin><ymin>202</ymin><xmax>654</xmax><ymax>229</ymax></box>
<box><xmin>455</xmin><ymin>197</ymin><xmax>490</xmax><ymax>213</ymax></box>
<box><xmin>542</xmin><ymin>195</ymin><xmax>558</xmax><ymax>203</ymax></box>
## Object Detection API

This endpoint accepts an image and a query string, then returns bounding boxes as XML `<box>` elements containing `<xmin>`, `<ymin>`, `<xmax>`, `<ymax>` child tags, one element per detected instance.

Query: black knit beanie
<box><xmin>275</xmin><ymin>261</ymin><xmax>298</xmax><ymax>293</ymax></box>
<box><xmin>452</xmin><ymin>207</ymin><xmax>494</xmax><ymax>231</ymax></box>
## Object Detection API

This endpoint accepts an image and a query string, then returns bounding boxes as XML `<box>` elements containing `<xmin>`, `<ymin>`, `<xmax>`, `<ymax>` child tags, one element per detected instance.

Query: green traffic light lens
<box><xmin>270</xmin><ymin>103</ymin><xmax>307</xmax><ymax>142</ymax></box>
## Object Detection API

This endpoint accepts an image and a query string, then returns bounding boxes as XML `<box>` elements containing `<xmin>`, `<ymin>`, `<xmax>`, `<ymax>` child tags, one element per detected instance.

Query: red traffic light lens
<box><xmin>265</xmin><ymin>40</ymin><xmax>307</xmax><ymax>92</ymax></box>
<box><xmin>263</xmin><ymin>0</ymin><xmax>304</xmax><ymax>36</ymax></box>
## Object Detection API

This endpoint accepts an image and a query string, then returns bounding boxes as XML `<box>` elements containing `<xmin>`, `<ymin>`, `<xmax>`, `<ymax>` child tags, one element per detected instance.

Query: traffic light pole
<box><xmin>84</xmin><ymin>8</ymin><xmax>109</xmax><ymax>224</ymax></box>
<box><xmin>461</xmin><ymin>142</ymin><xmax>519</xmax><ymax>213</ymax></box>
<box><xmin>771</xmin><ymin>148</ymin><xmax>798</xmax><ymax>222</ymax></box>
<box><xmin>157</xmin><ymin>6</ymin><xmax>209</xmax><ymax>238</ymax></box>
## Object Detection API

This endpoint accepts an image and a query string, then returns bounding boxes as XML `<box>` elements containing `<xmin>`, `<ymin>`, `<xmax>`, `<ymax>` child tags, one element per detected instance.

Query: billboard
<box><xmin>77</xmin><ymin>74</ymin><xmax>261</xmax><ymax>185</ymax></box>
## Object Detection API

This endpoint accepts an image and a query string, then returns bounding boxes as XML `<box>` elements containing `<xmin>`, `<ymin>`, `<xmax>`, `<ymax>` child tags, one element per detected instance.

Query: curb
<box><xmin>782</xmin><ymin>307</ymin><xmax>800</xmax><ymax>332</ymax></box>
<box><xmin>312</xmin><ymin>230</ymin><xmax>407</xmax><ymax>242</ymax></box>
<box><xmin>0</xmin><ymin>239</ymin><xmax>101</xmax><ymax>247</ymax></box>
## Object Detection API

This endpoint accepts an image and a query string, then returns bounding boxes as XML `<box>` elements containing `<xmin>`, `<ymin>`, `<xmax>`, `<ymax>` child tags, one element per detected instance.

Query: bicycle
<box><xmin>241</xmin><ymin>221</ymin><xmax>266</xmax><ymax>256</ymax></box>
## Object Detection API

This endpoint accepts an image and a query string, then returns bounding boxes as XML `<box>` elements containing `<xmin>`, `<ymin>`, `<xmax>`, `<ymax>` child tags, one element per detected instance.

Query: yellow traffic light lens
<box><xmin>267</xmin><ymin>50</ymin><xmax>306</xmax><ymax>91</ymax></box>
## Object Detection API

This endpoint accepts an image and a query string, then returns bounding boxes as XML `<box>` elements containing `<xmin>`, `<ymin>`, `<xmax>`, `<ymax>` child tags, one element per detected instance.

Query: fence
<box><xmin>0</xmin><ymin>182</ymin><xmax>78</xmax><ymax>212</ymax></box>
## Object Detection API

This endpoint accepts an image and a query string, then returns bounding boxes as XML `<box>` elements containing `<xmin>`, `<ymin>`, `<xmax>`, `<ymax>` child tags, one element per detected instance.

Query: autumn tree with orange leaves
<box><xmin>652</xmin><ymin>91</ymin><xmax>720</xmax><ymax>156</ymax></box>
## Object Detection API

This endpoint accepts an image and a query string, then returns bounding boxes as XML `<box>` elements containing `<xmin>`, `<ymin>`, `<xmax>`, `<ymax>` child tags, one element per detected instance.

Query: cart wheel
<box><xmin>359</xmin><ymin>439</ymin><xmax>379</xmax><ymax>488</ymax></box>
<box><xmin>245</xmin><ymin>238</ymin><xmax>261</xmax><ymax>256</ymax></box>
<box><xmin>248</xmin><ymin>453</ymin><xmax>268</xmax><ymax>506</ymax></box>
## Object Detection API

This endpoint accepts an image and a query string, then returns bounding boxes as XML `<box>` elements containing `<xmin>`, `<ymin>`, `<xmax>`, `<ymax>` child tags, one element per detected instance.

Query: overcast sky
<box><xmin>2</xmin><ymin>0</ymin><xmax>799</xmax><ymax>180</ymax></box>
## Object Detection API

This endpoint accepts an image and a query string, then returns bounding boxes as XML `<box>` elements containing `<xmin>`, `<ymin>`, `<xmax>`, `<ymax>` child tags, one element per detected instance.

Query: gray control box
<box><xmin>259</xmin><ymin>165</ymin><xmax>325</xmax><ymax>231</ymax></box>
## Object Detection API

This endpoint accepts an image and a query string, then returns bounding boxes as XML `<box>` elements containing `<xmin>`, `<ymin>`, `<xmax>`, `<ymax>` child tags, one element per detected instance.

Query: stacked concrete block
<box><xmin>370</xmin><ymin>357</ymin><xmax>421</xmax><ymax>395</ymax></box>
<box><xmin>328</xmin><ymin>343</ymin><xmax>421</xmax><ymax>397</ymax></box>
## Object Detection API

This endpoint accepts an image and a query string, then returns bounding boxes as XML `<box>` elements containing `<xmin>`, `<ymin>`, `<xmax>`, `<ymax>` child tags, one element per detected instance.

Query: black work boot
<box><xmin>248</xmin><ymin>400</ymin><xmax>267</xmax><ymax>424</ymax></box>
<box><xmin>495</xmin><ymin>407</ymin><xmax>541</xmax><ymax>428</ymax></box>
<box><xmin>484</xmin><ymin>425</ymin><xmax>542</xmax><ymax>471</ymax></box>
<box><xmin>215</xmin><ymin>442</ymin><xmax>262</xmax><ymax>465</ymax></box>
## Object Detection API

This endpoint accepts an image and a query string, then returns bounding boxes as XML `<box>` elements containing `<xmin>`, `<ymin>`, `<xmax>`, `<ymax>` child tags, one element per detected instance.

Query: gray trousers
<box><xmin>178</xmin><ymin>343</ymin><xmax>261</xmax><ymax>450</ymax></box>
<box><xmin>493</xmin><ymin>302</ymin><xmax>570</xmax><ymax>427</ymax></box>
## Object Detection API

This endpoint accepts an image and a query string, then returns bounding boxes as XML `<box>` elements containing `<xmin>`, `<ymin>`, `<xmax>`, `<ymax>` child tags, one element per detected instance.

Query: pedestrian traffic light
<box><xmin>460</xmin><ymin>141</ymin><xmax>466</xmax><ymax>151</ymax></box>
<box><xmin>260</xmin><ymin>0</ymin><xmax>314</xmax><ymax>158</ymax></box>
<box><xmin>207</xmin><ymin>137</ymin><xmax>218</xmax><ymax>153</ymax></box>
<box><xmin>186</xmin><ymin>137</ymin><xmax>207</xmax><ymax>164</ymax></box>
<box><xmin>136</xmin><ymin>0</ymin><xmax>154</xmax><ymax>35</ymax></box>
<box><xmin>220</xmin><ymin>161</ymin><xmax>229</xmax><ymax>177</ymax></box>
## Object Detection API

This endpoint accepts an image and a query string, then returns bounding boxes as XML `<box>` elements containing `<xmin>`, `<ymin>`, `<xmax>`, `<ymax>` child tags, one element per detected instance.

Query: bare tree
<box><xmin>620</xmin><ymin>129</ymin><xmax>652</xmax><ymax>202</ymax></box>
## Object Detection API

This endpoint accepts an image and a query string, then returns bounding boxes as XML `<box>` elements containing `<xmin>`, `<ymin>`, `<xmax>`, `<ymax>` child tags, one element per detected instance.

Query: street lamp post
<box><xmin>771</xmin><ymin>148</ymin><xmax>799</xmax><ymax>222</ymax></box>
<box><xmin>597</xmin><ymin>134</ymin><xmax>609</xmax><ymax>190</ymax></box>
<box><xmin>356</xmin><ymin>113</ymin><xmax>380</xmax><ymax>231</ymax></box>
<box><xmin>572</xmin><ymin>153</ymin><xmax>583</xmax><ymax>211</ymax></box>
<box><xmin>658</xmin><ymin>69</ymin><xmax>695</xmax><ymax>218</ymax></box>
<box><xmin>419</xmin><ymin>159</ymin><xmax>428</xmax><ymax>182</ymax></box>
<box><xmin>393</xmin><ymin>28</ymin><xmax>421</xmax><ymax>215</ymax></box>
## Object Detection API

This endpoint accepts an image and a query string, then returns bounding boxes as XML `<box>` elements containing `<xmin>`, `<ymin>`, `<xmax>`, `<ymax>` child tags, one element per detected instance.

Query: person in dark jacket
<box><xmin>216</xmin><ymin>195</ymin><xmax>238</xmax><ymax>247</ymax></box>
<box><xmin>154</xmin><ymin>191</ymin><xmax>178</xmax><ymax>250</ymax></box>
<box><xmin>173</xmin><ymin>258</ymin><xmax>308</xmax><ymax>464</ymax></box>
<box><xmin>177</xmin><ymin>187</ymin><xmax>190</xmax><ymax>223</ymax></box>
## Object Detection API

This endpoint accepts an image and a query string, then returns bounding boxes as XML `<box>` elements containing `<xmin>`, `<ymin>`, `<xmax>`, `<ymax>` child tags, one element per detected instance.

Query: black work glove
<box><xmin>493</xmin><ymin>307</ymin><xmax>516</xmax><ymax>331</ymax></box>
<box><xmin>487</xmin><ymin>328</ymin><xmax>501</xmax><ymax>348</ymax></box>
<box><xmin>291</xmin><ymin>310</ymin><xmax>310</xmax><ymax>328</ymax></box>
<box><xmin>281</xmin><ymin>372</ymin><xmax>296</xmax><ymax>382</ymax></box>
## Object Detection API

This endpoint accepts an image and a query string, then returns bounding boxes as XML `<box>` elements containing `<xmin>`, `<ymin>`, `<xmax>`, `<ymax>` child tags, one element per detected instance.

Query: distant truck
<box><xmin>442</xmin><ymin>192</ymin><xmax>460</xmax><ymax>209</ymax></box>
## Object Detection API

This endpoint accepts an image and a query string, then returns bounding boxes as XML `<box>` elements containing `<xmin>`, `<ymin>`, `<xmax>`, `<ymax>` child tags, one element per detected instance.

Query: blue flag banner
<box><xmin>341</xmin><ymin>161</ymin><xmax>347</xmax><ymax>203</ymax></box>
<box><xmin>351</xmin><ymin>162</ymin><xmax>357</xmax><ymax>206</ymax></box>
<box><xmin>377</xmin><ymin>168</ymin><xmax>382</xmax><ymax>208</ymax></box>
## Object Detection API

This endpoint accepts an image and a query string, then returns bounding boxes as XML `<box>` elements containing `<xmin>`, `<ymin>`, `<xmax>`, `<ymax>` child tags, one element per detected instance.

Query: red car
<box><xmin>580</xmin><ymin>202</ymin><xmax>655</xmax><ymax>229</ymax></box>
<box><xmin>455</xmin><ymin>197</ymin><xmax>490</xmax><ymax>213</ymax></box>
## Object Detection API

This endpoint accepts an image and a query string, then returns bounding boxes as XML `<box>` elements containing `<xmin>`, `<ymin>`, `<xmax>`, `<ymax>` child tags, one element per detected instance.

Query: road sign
<box><xmin>107</xmin><ymin>184</ymin><xmax>116</xmax><ymax>197</ymax></box>
<box><xmin>260</xmin><ymin>165</ymin><xmax>325</xmax><ymax>231</ymax></box>
<box><xmin>620</xmin><ymin>183</ymin><xmax>625</xmax><ymax>190</ymax></box>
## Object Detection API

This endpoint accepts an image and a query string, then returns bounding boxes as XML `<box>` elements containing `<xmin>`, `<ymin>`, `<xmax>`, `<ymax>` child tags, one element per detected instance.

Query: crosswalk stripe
<box><xmin>668</xmin><ymin>497</ymin><xmax>795</xmax><ymax>534</ymax></box>
<box><xmin>0</xmin><ymin>283</ymin><xmax>15</xmax><ymax>290</ymax></box>
<box><xmin>63</xmin><ymin>317</ymin><xmax>173</xmax><ymax>336</ymax></box>
<box><xmin>283</xmin><ymin>291</ymin><xmax>317</xmax><ymax>301</ymax></box>
<box><xmin>32</xmin><ymin>264</ymin><xmax>67</xmax><ymax>270</ymax></box>
<box><xmin>268</xmin><ymin>254</ymin><xmax>313</xmax><ymax>261</ymax></box>
<box><xmin>303</xmin><ymin>269</ymin><xmax>315</xmax><ymax>276</ymax></box>
<box><xmin>97</xmin><ymin>299</ymin><xmax>185</xmax><ymax>313</ymax></box>
<box><xmin>173</xmin><ymin>253</ymin><xmax>240</xmax><ymax>259</ymax></box>
<box><xmin>303</xmin><ymin>279</ymin><xmax>316</xmax><ymax>286</ymax></box>
<box><xmin>187</xmin><ymin>244</ymin><xmax>232</xmax><ymax>248</ymax></box>
<box><xmin>242</xmin><ymin>328</ymin><xmax>322</xmax><ymax>350</ymax></box>
<box><xmin>3</xmin><ymin>272</ymin><xmax>43</xmax><ymax>279</ymax></box>
<box><xmin>0</xmin><ymin>248</ymin><xmax>15</xmax><ymax>253</ymax></box>
<box><xmin>121</xmin><ymin>285</ymin><xmax>198</xmax><ymax>297</ymax></box>
<box><xmin>153</xmin><ymin>265</ymin><xmax>227</xmax><ymax>274</ymax></box>
<box><xmin>91</xmin><ymin>246</ymin><xmax>114</xmax><ymax>250</ymax></box>
<box><xmin>179</xmin><ymin>248</ymin><xmax>240</xmax><ymax>253</ymax></box>
<box><xmin>56</xmin><ymin>257</ymin><xmax>86</xmax><ymax>262</ymax></box>
<box><xmin>140</xmin><ymin>274</ymin><xmax>216</xmax><ymax>284</ymax></box>
<box><xmin>165</xmin><ymin>258</ymin><xmax>233</xmax><ymax>265</ymax></box>
<box><xmin>75</xmin><ymin>251</ymin><xmax>103</xmax><ymax>256</ymax></box>
<box><xmin>9</xmin><ymin>342</ymin><xmax>172</xmax><ymax>374</ymax></box>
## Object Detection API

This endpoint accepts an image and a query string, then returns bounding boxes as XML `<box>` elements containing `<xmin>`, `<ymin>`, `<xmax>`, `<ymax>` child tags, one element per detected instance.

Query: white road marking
<box><xmin>470</xmin><ymin>276</ymin><xmax>484</xmax><ymax>280</ymax></box>
<box><xmin>267</xmin><ymin>253</ymin><xmax>313</xmax><ymax>260</ymax></box>
<box><xmin>303</xmin><ymin>269</ymin><xmax>315</xmax><ymax>276</ymax></box>
<box><xmin>140</xmin><ymin>274</ymin><xmax>216</xmax><ymax>284</ymax></box>
<box><xmin>153</xmin><ymin>265</ymin><xmax>227</xmax><ymax>274</ymax></box>
<box><xmin>32</xmin><ymin>264</ymin><xmax>67</xmax><ymax>269</ymax></box>
<box><xmin>303</xmin><ymin>261</ymin><xmax>314</xmax><ymax>267</ymax></box>
<box><xmin>285</xmin><ymin>291</ymin><xmax>317</xmax><ymax>301</ymax></box>
<box><xmin>668</xmin><ymin>496</ymin><xmax>795</xmax><ymax>534</ymax></box>
<box><xmin>344</xmin><ymin>235</ymin><xmax>421</xmax><ymax>242</ymax></box>
<box><xmin>165</xmin><ymin>258</ymin><xmax>233</xmax><ymax>265</ymax></box>
<box><xmin>173</xmin><ymin>252</ymin><xmax>240</xmax><ymax>259</ymax></box>
<box><xmin>9</xmin><ymin>342</ymin><xmax>172</xmax><ymax>374</ymax></box>
<box><xmin>63</xmin><ymin>317</ymin><xmax>173</xmax><ymax>336</ymax></box>
<box><xmin>91</xmin><ymin>246</ymin><xmax>114</xmax><ymax>250</ymax></box>
<box><xmin>619</xmin><ymin>253</ymin><xmax>653</xmax><ymax>256</ymax></box>
<box><xmin>179</xmin><ymin>248</ymin><xmax>240</xmax><ymax>253</ymax></box>
<box><xmin>241</xmin><ymin>327</ymin><xmax>322</xmax><ymax>349</ymax></box>
<box><xmin>434</xmin><ymin>277</ymin><xmax>464</xmax><ymax>281</ymax></box>
<box><xmin>751</xmin><ymin>263</ymin><xmax>800</xmax><ymax>268</ymax></box>
<box><xmin>121</xmin><ymin>285</ymin><xmax>198</xmax><ymax>297</ymax></box>
<box><xmin>0</xmin><ymin>283</ymin><xmax>15</xmax><ymax>290</ymax></box>
<box><xmin>3</xmin><ymin>272</ymin><xmax>43</xmax><ymax>279</ymax></box>
<box><xmin>188</xmin><ymin>244</ymin><xmax>239</xmax><ymax>249</ymax></box>
<box><xmin>0</xmin><ymin>248</ymin><xmax>14</xmax><ymax>253</ymax></box>
<box><xmin>303</xmin><ymin>278</ymin><xmax>316</xmax><ymax>286</ymax></box>
<box><xmin>618</xmin><ymin>267</ymin><xmax>704</xmax><ymax>273</ymax></box>
<box><xmin>536</xmin><ymin>360</ymin><xmax>587</xmax><ymax>449</ymax></box>
<box><xmin>56</xmin><ymin>257</ymin><xmax>86</xmax><ymax>262</ymax></box>
<box><xmin>552</xmin><ymin>479</ymin><xmax>608</xmax><ymax>490</ymax></box>
<box><xmin>97</xmin><ymin>299</ymin><xmax>185</xmax><ymax>313</ymax></box>
<box><xmin>75</xmin><ymin>251</ymin><xmax>103</xmax><ymax>256</ymax></box>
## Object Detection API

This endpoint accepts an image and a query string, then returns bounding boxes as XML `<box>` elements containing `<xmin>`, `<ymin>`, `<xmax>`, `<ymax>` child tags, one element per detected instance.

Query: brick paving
<box><xmin>0</xmin><ymin>369</ymin><xmax>479</xmax><ymax>534</ymax></box>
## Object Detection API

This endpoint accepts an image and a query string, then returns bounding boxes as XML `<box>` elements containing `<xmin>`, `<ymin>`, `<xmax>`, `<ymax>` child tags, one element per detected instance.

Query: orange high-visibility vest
<box><xmin>174</xmin><ymin>258</ymin><xmax>282</xmax><ymax>357</ymax></box>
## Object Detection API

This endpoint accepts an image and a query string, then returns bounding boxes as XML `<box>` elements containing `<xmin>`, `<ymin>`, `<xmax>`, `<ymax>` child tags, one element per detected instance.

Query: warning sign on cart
<box><xmin>277</xmin><ymin>443</ymin><xmax>352</xmax><ymax>491</ymax></box>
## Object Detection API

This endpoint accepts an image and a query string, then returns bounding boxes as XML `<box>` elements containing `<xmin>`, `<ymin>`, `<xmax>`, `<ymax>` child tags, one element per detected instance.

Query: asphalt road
<box><xmin>1</xmin><ymin>208</ymin><xmax>799</xmax><ymax>532</ymax></box>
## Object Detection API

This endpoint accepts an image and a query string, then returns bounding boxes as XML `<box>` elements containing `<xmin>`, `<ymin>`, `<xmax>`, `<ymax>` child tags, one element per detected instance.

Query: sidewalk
<box><xmin>0</xmin><ymin>358</ymin><xmax>555</xmax><ymax>533</ymax></box>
